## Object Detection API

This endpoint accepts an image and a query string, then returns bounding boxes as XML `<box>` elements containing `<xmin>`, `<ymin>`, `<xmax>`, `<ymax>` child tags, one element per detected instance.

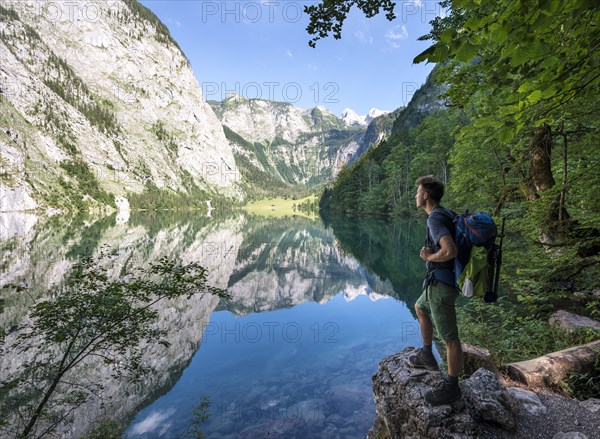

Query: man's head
<box><xmin>415</xmin><ymin>175</ymin><xmax>444</xmax><ymax>210</ymax></box>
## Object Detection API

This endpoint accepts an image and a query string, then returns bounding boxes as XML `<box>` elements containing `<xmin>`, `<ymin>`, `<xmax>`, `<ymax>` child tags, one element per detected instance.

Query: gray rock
<box><xmin>552</xmin><ymin>433</ymin><xmax>589</xmax><ymax>439</ymax></box>
<box><xmin>580</xmin><ymin>398</ymin><xmax>600</xmax><ymax>413</ymax></box>
<box><xmin>461</xmin><ymin>342</ymin><xmax>499</xmax><ymax>375</ymax></box>
<box><xmin>507</xmin><ymin>387</ymin><xmax>547</xmax><ymax>415</ymax></box>
<box><xmin>574</xmin><ymin>288</ymin><xmax>600</xmax><ymax>299</ymax></box>
<box><xmin>367</xmin><ymin>348</ymin><xmax>515</xmax><ymax>439</ymax></box>
<box><xmin>461</xmin><ymin>368</ymin><xmax>515</xmax><ymax>430</ymax></box>
<box><xmin>236</xmin><ymin>417</ymin><xmax>308</xmax><ymax>439</ymax></box>
<box><xmin>549</xmin><ymin>310</ymin><xmax>600</xmax><ymax>331</ymax></box>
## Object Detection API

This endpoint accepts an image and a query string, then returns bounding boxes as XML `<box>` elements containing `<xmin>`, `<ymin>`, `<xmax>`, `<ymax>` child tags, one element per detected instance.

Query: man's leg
<box><xmin>415</xmin><ymin>304</ymin><xmax>433</xmax><ymax>346</ymax></box>
<box><xmin>424</xmin><ymin>284</ymin><xmax>462</xmax><ymax>405</ymax></box>
<box><xmin>445</xmin><ymin>339</ymin><xmax>463</xmax><ymax>377</ymax></box>
<box><xmin>409</xmin><ymin>290</ymin><xmax>439</xmax><ymax>371</ymax></box>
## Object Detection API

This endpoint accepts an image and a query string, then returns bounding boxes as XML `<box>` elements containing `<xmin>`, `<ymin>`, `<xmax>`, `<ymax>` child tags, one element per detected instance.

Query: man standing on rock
<box><xmin>409</xmin><ymin>175</ymin><xmax>463</xmax><ymax>405</ymax></box>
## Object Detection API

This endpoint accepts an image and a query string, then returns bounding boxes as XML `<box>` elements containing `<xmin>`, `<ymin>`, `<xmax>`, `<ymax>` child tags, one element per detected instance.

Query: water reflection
<box><xmin>0</xmin><ymin>211</ymin><xmax>427</xmax><ymax>438</ymax></box>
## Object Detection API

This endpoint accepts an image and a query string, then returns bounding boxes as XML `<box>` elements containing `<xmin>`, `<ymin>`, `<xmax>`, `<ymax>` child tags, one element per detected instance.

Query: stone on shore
<box><xmin>549</xmin><ymin>310</ymin><xmax>600</xmax><ymax>332</ymax></box>
<box><xmin>367</xmin><ymin>347</ymin><xmax>515</xmax><ymax>439</ymax></box>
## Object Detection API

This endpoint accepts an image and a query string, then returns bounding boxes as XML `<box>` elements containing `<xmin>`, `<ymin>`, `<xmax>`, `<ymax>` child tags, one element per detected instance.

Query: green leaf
<box><xmin>474</xmin><ymin>116</ymin><xmax>503</xmax><ymax>129</ymax></box>
<box><xmin>509</xmin><ymin>47</ymin><xmax>530</xmax><ymax>67</ymax></box>
<box><xmin>526</xmin><ymin>89</ymin><xmax>542</xmax><ymax>105</ymax></box>
<box><xmin>454</xmin><ymin>41</ymin><xmax>478</xmax><ymax>62</ymax></box>
<box><xmin>413</xmin><ymin>45</ymin><xmax>436</xmax><ymax>64</ymax></box>
<box><xmin>440</xmin><ymin>28</ymin><xmax>457</xmax><ymax>44</ymax></box>
<box><xmin>498</xmin><ymin>127</ymin><xmax>515</xmax><ymax>143</ymax></box>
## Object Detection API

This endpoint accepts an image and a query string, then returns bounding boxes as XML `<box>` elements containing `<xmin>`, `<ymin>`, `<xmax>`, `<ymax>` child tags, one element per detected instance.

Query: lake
<box><xmin>0</xmin><ymin>211</ymin><xmax>433</xmax><ymax>438</ymax></box>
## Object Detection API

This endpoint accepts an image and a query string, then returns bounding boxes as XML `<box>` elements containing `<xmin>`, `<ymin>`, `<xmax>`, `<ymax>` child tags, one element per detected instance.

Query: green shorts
<box><xmin>416</xmin><ymin>282</ymin><xmax>460</xmax><ymax>342</ymax></box>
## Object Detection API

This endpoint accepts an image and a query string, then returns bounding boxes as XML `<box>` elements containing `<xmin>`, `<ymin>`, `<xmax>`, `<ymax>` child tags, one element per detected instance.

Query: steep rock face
<box><xmin>209</xmin><ymin>96</ymin><xmax>393</xmax><ymax>188</ymax></box>
<box><xmin>0</xmin><ymin>1</ymin><xmax>240</xmax><ymax>213</ymax></box>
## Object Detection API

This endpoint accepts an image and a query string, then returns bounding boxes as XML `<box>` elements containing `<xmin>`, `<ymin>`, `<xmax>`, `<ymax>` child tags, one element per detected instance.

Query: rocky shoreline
<box><xmin>368</xmin><ymin>347</ymin><xmax>599</xmax><ymax>439</ymax></box>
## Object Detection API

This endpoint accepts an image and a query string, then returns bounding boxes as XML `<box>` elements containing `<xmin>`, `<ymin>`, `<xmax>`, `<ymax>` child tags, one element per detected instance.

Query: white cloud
<box><xmin>385</xmin><ymin>25</ymin><xmax>408</xmax><ymax>48</ymax></box>
<box><xmin>286</xmin><ymin>49</ymin><xmax>293</xmax><ymax>58</ymax></box>
<box><xmin>130</xmin><ymin>409</ymin><xmax>176</xmax><ymax>435</ymax></box>
<box><xmin>355</xmin><ymin>30</ymin><xmax>373</xmax><ymax>45</ymax></box>
<box><xmin>306</xmin><ymin>63</ymin><xmax>318</xmax><ymax>71</ymax></box>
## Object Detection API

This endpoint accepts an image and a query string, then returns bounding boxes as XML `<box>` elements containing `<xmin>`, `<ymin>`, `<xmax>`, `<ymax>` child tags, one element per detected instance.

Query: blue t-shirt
<box><xmin>426</xmin><ymin>206</ymin><xmax>456</xmax><ymax>280</ymax></box>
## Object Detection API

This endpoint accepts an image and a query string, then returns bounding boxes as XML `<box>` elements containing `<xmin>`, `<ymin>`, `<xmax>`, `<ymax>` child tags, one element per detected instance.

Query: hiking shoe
<box><xmin>408</xmin><ymin>348</ymin><xmax>439</xmax><ymax>371</ymax></box>
<box><xmin>425</xmin><ymin>381</ymin><xmax>462</xmax><ymax>406</ymax></box>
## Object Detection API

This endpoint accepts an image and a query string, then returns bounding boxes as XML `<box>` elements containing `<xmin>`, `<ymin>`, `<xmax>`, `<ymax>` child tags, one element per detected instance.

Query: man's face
<box><xmin>415</xmin><ymin>185</ymin><xmax>427</xmax><ymax>209</ymax></box>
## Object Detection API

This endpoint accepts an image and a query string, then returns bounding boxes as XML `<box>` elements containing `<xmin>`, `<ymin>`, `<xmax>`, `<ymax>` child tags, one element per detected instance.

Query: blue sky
<box><xmin>140</xmin><ymin>1</ymin><xmax>444</xmax><ymax>116</ymax></box>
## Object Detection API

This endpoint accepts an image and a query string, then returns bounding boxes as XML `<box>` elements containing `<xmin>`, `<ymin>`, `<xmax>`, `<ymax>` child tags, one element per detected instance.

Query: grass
<box><xmin>242</xmin><ymin>195</ymin><xmax>319</xmax><ymax>219</ymax></box>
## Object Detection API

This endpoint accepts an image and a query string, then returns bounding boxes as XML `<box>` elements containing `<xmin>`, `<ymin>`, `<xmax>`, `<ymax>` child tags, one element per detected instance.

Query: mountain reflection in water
<box><xmin>0</xmin><ymin>211</ymin><xmax>428</xmax><ymax>438</ymax></box>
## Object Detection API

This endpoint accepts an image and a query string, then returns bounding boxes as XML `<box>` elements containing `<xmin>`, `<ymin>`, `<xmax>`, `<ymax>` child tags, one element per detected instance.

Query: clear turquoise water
<box><xmin>125</xmin><ymin>214</ymin><xmax>430</xmax><ymax>439</ymax></box>
<box><xmin>126</xmin><ymin>295</ymin><xmax>425</xmax><ymax>439</ymax></box>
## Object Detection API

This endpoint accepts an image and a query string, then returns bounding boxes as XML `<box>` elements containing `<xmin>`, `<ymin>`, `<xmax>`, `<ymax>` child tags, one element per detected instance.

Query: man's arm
<box><xmin>420</xmin><ymin>235</ymin><xmax>457</xmax><ymax>262</ymax></box>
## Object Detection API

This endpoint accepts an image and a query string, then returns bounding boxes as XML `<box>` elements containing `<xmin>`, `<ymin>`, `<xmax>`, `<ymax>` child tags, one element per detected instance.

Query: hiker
<box><xmin>409</xmin><ymin>175</ymin><xmax>463</xmax><ymax>405</ymax></box>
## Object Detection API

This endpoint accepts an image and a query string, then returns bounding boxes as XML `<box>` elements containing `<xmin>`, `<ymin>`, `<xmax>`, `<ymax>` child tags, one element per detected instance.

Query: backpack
<box><xmin>453</xmin><ymin>212</ymin><xmax>505</xmax><ymax>302</ymax></box>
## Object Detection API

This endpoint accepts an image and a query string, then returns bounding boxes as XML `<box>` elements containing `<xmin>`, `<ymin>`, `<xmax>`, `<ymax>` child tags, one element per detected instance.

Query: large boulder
<box><xmin>549</xmin><ymin>310</ymin><xmax>600</xmax><ymax>332</ymax></box>
<box><xmin>367</xmin><ymin>348</ymin><xmax>515</xmax><ymax>439</ymax></box>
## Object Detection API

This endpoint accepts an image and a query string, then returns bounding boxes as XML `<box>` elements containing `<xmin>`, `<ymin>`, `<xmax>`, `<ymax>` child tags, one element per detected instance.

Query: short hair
<box><xmin>416</xmin><ymin>175</ymin><xmax>444</xmax><ymax>202</ymax></box>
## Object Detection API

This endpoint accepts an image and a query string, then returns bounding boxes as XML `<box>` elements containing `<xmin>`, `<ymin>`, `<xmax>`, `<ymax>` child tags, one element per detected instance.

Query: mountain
<box><xmin>0</xmin><ymin>1</ymin><xmax>241</xmax><ymax>214</ymax></box>
<box><xmin>342</xmin><ymin>107</ymin><xmax>390</xmax><ymax>126</ymax></box>
<box><xmin>323</xmin><ymin>68</ymin><xmax>449</xmax><ymax>214</ymax></box>
<box><xmin>208</xmin><ymin>96</ymin><xmax>393</xmax><ymax>195</ymax></box>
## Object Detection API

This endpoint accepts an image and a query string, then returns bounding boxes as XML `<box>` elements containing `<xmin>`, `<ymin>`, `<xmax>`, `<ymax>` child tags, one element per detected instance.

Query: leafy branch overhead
<box><xmin>305</xmin><ymin>0</ymin><xmax>397</xmax><ymax>48</ymax></box>
<box><xmin>413</xmin><ymin>0</ymin><xmax>600</xmax><ymax>138</ymax></box>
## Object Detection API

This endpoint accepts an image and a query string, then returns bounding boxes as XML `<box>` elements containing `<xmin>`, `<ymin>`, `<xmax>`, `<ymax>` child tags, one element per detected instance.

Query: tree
<box><xmin>0</xmin><ymin>249</ymin><xmax>229</xmax><ymax>438</ymax></box>
<box><xmin>307</xmin><ymin>0</ymin><xmax>600</xmax><ymax>239</ymax></box>
<box><xmin>304</xmin><ymin>0</ymin><xmax>397</xmax><ymax>47</ymax></box>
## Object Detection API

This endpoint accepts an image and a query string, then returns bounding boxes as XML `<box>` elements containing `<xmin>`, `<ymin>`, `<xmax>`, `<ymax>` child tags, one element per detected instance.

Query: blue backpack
<box><xmin>453</xmin><ymin>212</ymin><xmax>504</xmax><ymax>302</ymax></box>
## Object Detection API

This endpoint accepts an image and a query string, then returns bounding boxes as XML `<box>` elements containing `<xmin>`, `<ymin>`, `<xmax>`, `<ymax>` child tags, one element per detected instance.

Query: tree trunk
<box><xmin>527</xmin><ymin>125</ymin><xmax>566</xmax><ymax>243</ymax></box>
<box><xmin>506</xmin><ymin>340</ymin><xmax>600</xmax><ymax>388</ymax></box>
<box><xmin>528</xmin><ymin>125</ymin><xmax>555</xmax><ymax>194</ymax></box>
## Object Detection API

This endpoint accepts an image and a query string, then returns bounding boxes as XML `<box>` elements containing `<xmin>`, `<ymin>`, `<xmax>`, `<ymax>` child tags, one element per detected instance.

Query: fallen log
<box><xmin>506</xmin><ymin>340</ymin><xmax>600</xmax><ymax>387</ymax></box>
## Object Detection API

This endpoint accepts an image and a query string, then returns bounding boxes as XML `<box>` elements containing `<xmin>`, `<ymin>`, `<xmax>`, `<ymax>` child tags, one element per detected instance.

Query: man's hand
<box><xmin>422</xmin><ymin>236</ymin><xmax>457</xmax><ymax>263</ymax></box>
<box><xmin>420</xmin><ymin>247</ymin><xmax>433</xmax><ymax>261</ymax></box>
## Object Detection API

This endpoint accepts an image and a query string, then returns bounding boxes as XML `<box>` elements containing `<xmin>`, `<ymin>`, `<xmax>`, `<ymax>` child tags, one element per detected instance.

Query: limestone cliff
<box><xmin>209</xmin><ymin>96</ymin><xmax>393</xmax><ymax>191</ymax></box>
<box><xmin>0</xmin><ymin>1</ymin><xmax>241</xmax><ymax>213</ymax></box>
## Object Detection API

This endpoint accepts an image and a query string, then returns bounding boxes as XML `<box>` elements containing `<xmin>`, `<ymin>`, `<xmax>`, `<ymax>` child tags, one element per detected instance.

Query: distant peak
<box><xmin>365</xmin><ymin>108</ymin><xmax>390</xmax><ymax>124</ymax></box>
<box><xmin>341</xmin><ymin>108</ymin><xmax>365</xmax><ymax>126</ymax></box>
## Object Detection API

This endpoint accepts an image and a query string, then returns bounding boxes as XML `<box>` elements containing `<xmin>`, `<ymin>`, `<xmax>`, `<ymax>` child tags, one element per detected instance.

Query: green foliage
<box><xmin>560</xmin><ymin>353</ymin><xmax>600</xmax><ymax>400</ymax></box>
<box><xmin>60</xmin><ymin>159</ymin><xmax>115</xmax><ymax>208</ymax></box>
<box><xmin>457</xmin><ymin>297</ymin><xmax>600</xmax><ymax>366</ymax></box>
<box><xmin>43</xmin><ymin>54</ymin><xmax>119</xmax><ymax>135</ymax></box>
<box><xmin>0</xmin><ymin>251</ymin><xmax>228</xmax><ymax>438</ymax></box>
<box><xmin>127</xmin><ymin>177</ymin><xmax>235</xmax><ymax>212</ymax></box>
<box><xmin>151</xmin><ymin>120</ymin><xmax>178</xmax><ymax>155</ymax></box>
<box><xmin>183</xmin><ymin>396</ymin><xmax>212</xmax><ymax>439</ymax></box>
<box><xmin>295</xmin><ymin>197</ymin><xmax>319</xmax><ymax>215</ymax></box>
<box><xmin>80</xmin><ymin>420</ymin><xmax>124</xmax><ymax>439</ymax></box>
<box><xmin>0</xmin><ymin>3</ymin><xmax>19</xmax><ymax>21</ymax></box>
